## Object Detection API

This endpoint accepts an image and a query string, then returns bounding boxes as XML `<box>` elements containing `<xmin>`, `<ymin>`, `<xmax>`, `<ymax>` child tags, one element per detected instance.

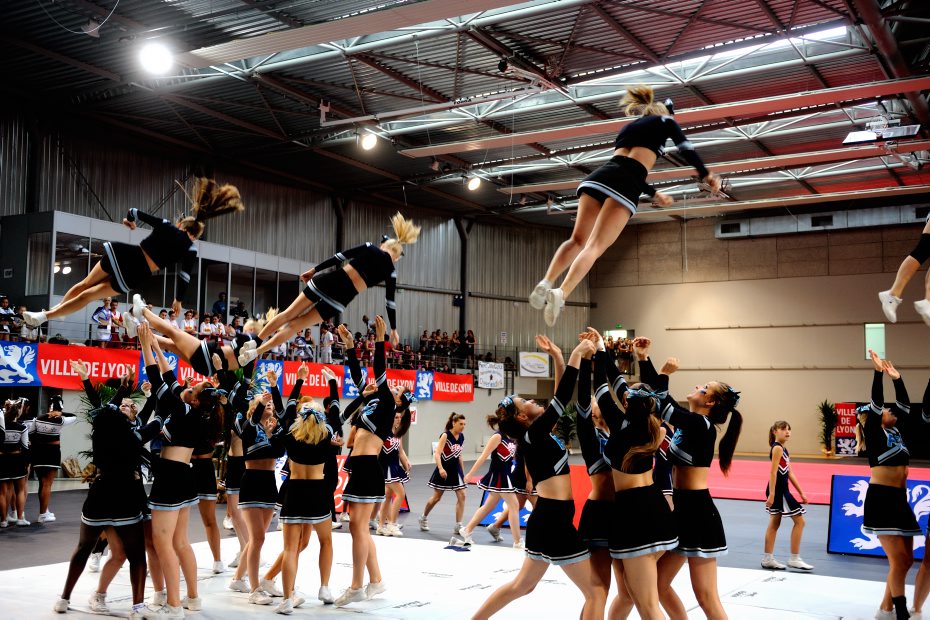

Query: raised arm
<box><xmin>528</xmin><ymin>340</ymin><xmax>593</xmax><ymax>441</ymax></box>
<box><xmin>338</xmin><ymin>325</ymin><xmax>363</xmax><ymax>387</ymax></box>
<box><xmin>312</xmin><ymin>243</ymin><xmax>372</xmax><ymax>274</ymax></box>
<box><xmin>535</xmin><ymin>335</ymin><xmax>564</xmax><ymax>386</ymax></box>
<box><xmin>373</xmin><ymin>316</ymin><xmax>391</xmax><ymax>399</ymax></box>
<box><xmin>593</xmin><ymin>350</ymin><xmax>624</xmax><ymax>429</ymax></box>
<box><xmin>664</xmin><ymin>117</ymin><xmax>711</xmax><ymax>182</ymax></box>
<box><xmin>587</xmin><ymin>327</ymin><xmax>627</xmax><ymax>394</ymax></box>
<box><xmin>883</xmin><ymin>360</ymin><xmax>910</xmax><ymax>416</ymax></box>
<box><xmin>576</xmin><ymin>354</ymin><xmax>608</xmax><ymax>474</ymax></box>
<box><xmin>72</xmin><ymin>360</ymin><xmax>101</xmax><ymax>409</ymax></box>
<box><xmin>464</xmin><ymin>433</ymin><xmax>501</xmax><ymax>481</ymax></box>
<box><xmin>385</xmin><ymin>269</ymin><xmax>398</xmax><ymax>334</ymax></box>
<box><xmin>125</xmin><ymin>208</ymin><xmax>168</xmax><ymax>229</ymax></box>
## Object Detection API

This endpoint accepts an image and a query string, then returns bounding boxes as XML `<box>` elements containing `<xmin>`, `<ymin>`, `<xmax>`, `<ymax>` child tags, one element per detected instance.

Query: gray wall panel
<box><xmin>0</xmin><ymin>113</ymin><xmax>30</xmax><ymax>217</ymax></box>
<box><xmin>466</xmin><ymin>296</ymin><xmax>590</xmax><ymax>354</ymax></box>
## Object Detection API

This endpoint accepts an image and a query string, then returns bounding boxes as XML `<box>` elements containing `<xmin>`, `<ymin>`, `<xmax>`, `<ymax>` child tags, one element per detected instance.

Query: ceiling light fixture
<box><xmin>360</xmin><ymin>133</ymin><xmax>378</xmax><ymax>151</ymax></box>
<box><xmin>62</xmin><ymin>266</ymin><xmax>72</xmax><ymax>275</ymax></box>
<box><xmin>467</xmin><ymin>176</ymin><xmax>481</xmax><ymax>191</ymax></box>
<box><xmin>139</xmin><ymin>42</ymin><xmax>173</xmax><ymax>75</ymax></box>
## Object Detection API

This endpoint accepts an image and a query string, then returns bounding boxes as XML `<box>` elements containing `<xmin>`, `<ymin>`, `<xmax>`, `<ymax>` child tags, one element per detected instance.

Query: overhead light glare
<box><xmin>467</xmin><ymin>177</ymin><xmax>481</xmax><ymax>191</ymax></box>
<box><xmin>360</xmin><ymin>133</ymin><xmax>378</xmax><ymax>151</ymax></box>
<box><xmin>140</xmin><ymin>42</ymin><xmax>173</xmax><ymax>75</ymax></box>
<box><xmin>62</xmin><ymin>266</ymin><xmax>72</xmax><ymax>275</ymax></box>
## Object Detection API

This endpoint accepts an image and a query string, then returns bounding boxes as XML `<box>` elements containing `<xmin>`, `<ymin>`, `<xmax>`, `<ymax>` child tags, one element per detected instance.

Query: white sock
<box><xmin>763</xmin><ymin>553</ymin><xmax>774</xmax><ymax>560</ymax></box>
<box><xmin>790</xmin><ymin>554</ymin><xmax>801</xmax><ymax>561</ymax></box>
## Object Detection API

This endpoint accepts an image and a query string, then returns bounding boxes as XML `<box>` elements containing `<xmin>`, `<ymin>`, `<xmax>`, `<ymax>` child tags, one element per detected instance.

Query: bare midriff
<box><xmin>289</xmin><ymin>462</ymin><xmax>325</xmax><ymax>480</ymax></box>
<box><xmin>672</xmin><ymin>465</ymin><xmax>710</xmax><ymax>490</ymax></box>
<box><xmin>161</xmin><ymin>445</ymin><xmax>193</xmax><ymax>464</ymax></box>
<box><xmin>351</xmin><ymin>429</ymin><xmax>382</xmax><ymax>457</ymax></box>
<box><xmin>613</xmin><ymin>146</ymin><xmax>657</xmax><ymax>171</ymax></box>
<box><xmin>228</xmin><ymin>435</ymin><xmax>243</xmax><ymax>458</ymax></box>
<box><xmin>536</xmin><ymin>474</ymin><xmax>573</xmax><ymax>501</ymax></box>
<box><xmin>612</xmin><ymin>469</ymin><xmax>655</xmax><ymax>492</ymax></box>
<box><xmin>343</xmin><ymin>265</ymin><xmax>368</xmax><ymax>295</ymax></box>
<box><xmin>870</xmin><ymin>465</ymin><xmax>908</xmax><ymax>488</ymax></box>
<box><xmin>245</xmin><ymin>457</ymin><xmax>276</xmax><ymax>470</ymax></box>
<box><xmin>588</xmin><ymin>471</ymin><xmax>614</xmax><ymax>501</ymax></box>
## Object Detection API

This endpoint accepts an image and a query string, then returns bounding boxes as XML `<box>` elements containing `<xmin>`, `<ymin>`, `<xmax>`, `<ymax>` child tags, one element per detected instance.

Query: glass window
<box><xmin>277</xmin><ymin>273</ymin><xmax>300</xmax><ymax>315</ymax></box>
<box><xmin>26</xmin><ymin>232</ymin><xmax>51</xmax><ymax>296</ymax></box>
<box><xmin>255</xmin><ymin>268</ymin><xmax>277</xmax><ymax>319</ymax></box>
<box><xmin>53</xmin><ymin>233</ymin><xmax>91</xmax><ymax>296</ymax></box>
<box><xmin>200</xmin><ymin>260</ymin><xmax>228</xmax><ymax>319</ymax></box>
<box><xmin>229</xmin><ymin>265</ymin><xmax>254</xmax><ymax>322</ymax></box>
<box><xmin>864</xmin><ymin>323</ymin><xmax>885</xmax><ymax>360</ymax></box>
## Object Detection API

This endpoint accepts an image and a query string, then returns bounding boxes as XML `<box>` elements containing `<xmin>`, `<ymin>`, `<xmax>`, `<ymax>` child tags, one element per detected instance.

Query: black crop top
<box><xmin>865</xmin><ymin>370</ymin><xmax>912</xmax><ymax>468</ymax></box>
<box><xmin>593</xmin><ymin>351</ymin><xmax>655</xmax><ymax>474</ymax></box>
<box><xmin>350</xmin><ymin>341</ymin><xmax>397</xmax><ymax>440</ymax></box>
<box><xmin>91</xmin><ymin>403</ymin><xmax>163</xmax><ymax>476</ymax></box>
<box><xmin>313</xmin><ymin>243</ymin><xmax>398</xmax><ymax>329</ymax></box>
<box><xmin>614</xmin><ymin>115</ymin><xmax>709</xmax><ymax>180</ymax></box>
<box><xmin>147</xmin><ymin>366</ymin><xmax>204</xmax><ymax>449</ymax></box>
<box><xmin>519</xmin><ymin>365</ymin><xmax>578</xmax><ymax>486</ymax></box>
<box><xmin>126</xmin><ymin>208</ymin><xmax>197</xmax><ymax>300</ymax></box>
<box><xmin>277</xmin><ymin>378</ymin><xmax>340</xmax><ymax>466</ymax></box>
<box><xmin>28</xmin><ymin>412</ymin><xmax>77</xmax><ymax>445</ymax></box>
<box><xmin>576</xmin><ymin>358</ymin><xmax>610</xmax><ymax>475</ymax></box>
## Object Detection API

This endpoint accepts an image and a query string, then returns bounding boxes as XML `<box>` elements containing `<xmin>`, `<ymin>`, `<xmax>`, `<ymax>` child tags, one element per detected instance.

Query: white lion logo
<box><xmin>416</xmin><ymin>372</ymin><xmax>433</xmax><ymax>399</ymax></box>
<box><xmin>844</xmin><ymin>480</ymin><xmax>930</xmax><ymax>551</ymax></box>
<box><xmin>0</xmin><ymin>345</ymin><xmax>36</xmax><ymax>383</ymax></box>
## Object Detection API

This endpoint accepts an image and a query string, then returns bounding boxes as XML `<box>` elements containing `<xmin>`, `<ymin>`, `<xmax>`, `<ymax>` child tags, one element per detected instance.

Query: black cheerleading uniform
<box><xmin>145</xmin><ymin>367</ymin><xmax>203</xmax><ymax>511</ymax></box>
<box><xmin>520</xmin><ymin>364</ymin><xmax>589</xmax><ymax>566</ymax></box>
<box><xmin>0</xmin><ymin>417</ymin><xmax>29</xmax><ymax>482</ymax></box>
<box><xmin>102</xmin><ymin>208</ymin><xmax>197</xmax><ymax>296</ymax></box>
<box><xmin>82</xmin><ymin>403</ymin><xmax>163</xmax><ymax>527</ymax></box>
<box><xmin>594</xmin><ymin>351</ymin><xmax>678</xmax><ymax>559</ymax></box>
<box><xmin>638</xmin><ymin>359</ymin><xmax>674</xmax><ymax>496</ymax></box>
<box><xmin>189</xmin><ymin>331</ymin><xmax>260</xmax><ymax>377</ymax></box>
<box><xmin>765</xmin><ymin>443</ymin><xmax>804</xmax><ymax>517</ymax></box>
<box><xmin>477</xmin><ymin>432</ymin><xmax>516</xmax><ymax>493</ymax></box>
<box><xmin>304</xmin><ymin>243</ymin><xmax>399</xmax><ymax>328</ymax></box>
<box><xmin>343</xmin><ymin>340</ymin><xmax>396</xmax><ymax>504</ymax></box>
<box><xmin>219</xmin><ymin>370</ymin><xmax>247</xmax><ymax>496</ymax></box>
<box><xmin>380</xmin><ymin>435</ymin><xmax>409</xmax><ymax>484</ymax></box>
<box><xmin>647</xmin><ymin>358</ymin><xmax>727</xmax><ymax>558</ymax></box>
<box><xmin>27</xmin><ymin>410</ymin><xmax>77</xmax><ymax>470</ymax></box>
<box><xmin>192</xmin><ymin>438</ymin><xmax>219</xmax><ymax>503</ymax></box>
<box><xmin>428</xmin><ymin>430</ymin><xmax>466</xmax><ymax>491</ymax></box>
<box><xmin>576</xmin><ymin>358</ymin><xmax>611</xmax><ymax>550</ymax></box>
<box><xmin>235</xmin><ymin>373</ymin><xmax>287</xmax><ymax>510</ymax></box>
<box><xmin>577</xmin><ymin>114</ymin><xmax>710</xmax><ymax>214</ymax></box>
<box><xmin>862</xmin><ymin>370</ymin><xmax>922</xmax><ymax>537</ymax></box>
<box><xmin>274</xmin><ymin>380</ymin><xmax>339</xmax><ymax>525</ymax></box>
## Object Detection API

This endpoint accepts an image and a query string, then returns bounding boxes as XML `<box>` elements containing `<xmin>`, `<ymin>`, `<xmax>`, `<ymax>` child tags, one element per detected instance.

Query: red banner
<box><xmin>37</xmin><ymin>344</ymin><xmax>138</xmax><ymax>390</ymax></box>
<box><xmin>433</xmin><ymin>373</ymin><xmax>474</xmax><ymax>401</ymax></box>
<box><xmin>835</xmin><ymin>402</ymin><xmax>859</xmax><ymax>456</ymax></box>
<box><xmin>281</xmin><ymin>362</ymin><xmax>346</xmax><ymax>397</ymax></box>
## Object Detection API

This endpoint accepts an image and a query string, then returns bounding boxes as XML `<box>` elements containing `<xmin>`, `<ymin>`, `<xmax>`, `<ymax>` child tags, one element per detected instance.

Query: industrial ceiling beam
<box><xmin>498</xmin><ymin>140</ymin><xmax>930</xmax><ymax>195</ymax></box>
<box><xmin>399</xmin><ymin>76</ymin><xmax>930</xmax><ymax>157</ymax></box>
<box><xmin>633</xmin><ymin>184</ymin><xmax>930</xmax><ymax>219</ymax></box>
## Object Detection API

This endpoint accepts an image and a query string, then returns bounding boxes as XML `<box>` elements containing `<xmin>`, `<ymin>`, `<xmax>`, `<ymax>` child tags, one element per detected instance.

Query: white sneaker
<box><xmin>340</xmin><ymin>512</ymin><xmax>350</xmax><ymax>523</ymax></box>
<box><xmin>909</xmin><ymin>609</ymin><xmax>923</xmax><ymax>620</ymax></box>
<box><xmin>915</xmin><ymin>299</ymin><xmax>930</xmax><ymax>326</ymax></box>
<box><xmin>89</xmin><ymin>592</ymin><xmax>109</xmax><ymax>613</ymax></box>
<box><xmin>241</xmin><ymin>339</ymin><xmax>257</xmax><ymax>351</ymax></box>
<box><xmin>131</xmin><ymin>294</ymin><xmax>146</xmax><ymax>320</ymax></box>
<box><xmin>274</xmin><ymin>598</ymin><xmax>293</xmax><ymax>615</ymax></box>
<box><xmin>365</xmin><ymin>581</ymin><xmax>386</xmax><ymax>600</ymax></box>
<box><xmin>529</xmin><ymin>279</ymin><xmax>552</xmax><ymax>310</ymax></box>
<box><xmin>124</xmin><ymin>317</ymin><xmax>139</xmax><ymax>338</ymax></box>
<box><xmin>460</xmin><ymin>528</ymin><xmax>474</xmax><ymax>545</ymax></box>
<box><xmin>180</xmin><ymin>596</ymin><xmax>201</xmax><ymax>611</ymax></box>
<box><xmin>39</xmin><ymin>511</ymin><xmax>56</xmax><ymax>523</ymax></box>
<box><xmin>140</xmin><ymin>605</ymin><xmax>184</xmax><ymax>619</ymax></box>
<box><xmin>15</xmin><ymin>518</ymin><xmax>30</xmax><ymax>526</ymax></box>
<box><xmin>227</xmin><ymin>551</ymin><xmax>240</xmax><ymax>568</ymax></box>
<box><xmin>223</xmin><ymin>514</ymin><xmax>233</xmax><ymax>530</ymax></box>
<box><xmin>418</xmin><ymin>515</ymin><xmax>429</xmax><ymax>531</ymax></box>
<box><xmin>0</xmin><ymin>520</ymin><xmax>8</xmax><ymax>529</ymax></box>
<box><xmin>88</xmin><ymin>552</ymin><xmax>102</xmax><ymax>572</ymax></box>
<box><xmin>486</xmin><ymin>524</ymin><xmax>503</xmax><ymax>542</ymax></box>
<box><xmin>261</xmin><ymin>578</ymin><xmax>284</xmax><ymax>597</ymax></box>
<box><xmin>227</xmin><ymin>579</ymin><xmax>249</xmax><ymax>593</ymax></box>
<box><xmin>212</xmin><ymin>560</ymin><xmax>224</xmax><ymax>574</ymax></box>
<box><xmin>23</xmin><ymin>310</ymin><xmax>47</xmax><ymax>327</ymax></box>
<box><xmin>761</xmin><ymin>556</ymin><xmax>787</xmax><ymax>570</ymax></box>
<box><xmin>151</xmin><ymin>590</ymin><xmax>167</xmax><ymax>607</ymax></box>
<box><xmin>543</xmin><ymin>288</ymin><xmax>565</xmax><ymax>327</ymax></box>
<box><xmin>248</xmin><ymin>590</ymin><xmax>273</xmax><ymax>605</ymax></box>
<box><xmin>878</xmin><ymin>291</ymin><xmax>903</xmax><ymax>323</ymax></box>
<box><xmin>376</xmin><ymin>524</ymin><xmax>386</xmax><ymax>536</ymax></box>
<box><xmin>333</xmin><ymin>587</ymin><xmax>366</xmax><ymax>608</ymax></box>
<box><xmin>875</xmin><ymin>610</ymin><xmax>896</xmax><ymax>620</ymax></box>
<box><xmin>53</xmin><ymin>598</ymin><xmax>69</xmax><ymax>613</ymax></box>
<box><xmin>238</xmin><ymin>348</ymin><xmax>258</xmax><ymax>367</ymax></box>
<box><xmin>787</xmin><ymin>557</ymin><xmax>814</xmax><ymax>570</ymax></box>
<box><xmin>387</xmin><ymin>523</ymin><xmax>404</xmax><ymax>537</ymax></box>
<box><xmin>292</xmin><ymin>594</ymin><xmax>305</xmax><ymax>608</ymax></box>
<box><xmin>331</xmin><ymin>520</ymin><xmax>343</xmax><ymax>530</ymax></box>
<box><xmin>453</xmin><ymin>522</ymin><xmax>462</xmax><ymax>535</ymax></box>
<box><xmin>318</xmin><ymin>586</ymin><xmax>334</xmax><ymax>605</ymax></box>
<box><xmin>513</xmin><ymin>540</ymin><xmax>525</xmax><ymax>550</ymax></box>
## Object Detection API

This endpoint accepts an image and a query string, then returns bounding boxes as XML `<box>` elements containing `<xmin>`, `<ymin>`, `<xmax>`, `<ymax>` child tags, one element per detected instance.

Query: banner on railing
<box><xmin>6</xmin><ymin>343</ymin><xmax>473</xmax><ymax>401</ymax></box>
<box><xmin>478</xmin><ymin>361</ymin><xmax>504</xmax><ymax>389</ymax></box>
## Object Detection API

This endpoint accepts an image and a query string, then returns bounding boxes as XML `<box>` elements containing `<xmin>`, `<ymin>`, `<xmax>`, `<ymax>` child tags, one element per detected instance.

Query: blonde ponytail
<box><xmin>390</xmin><ymin>212</ymin><xmax>421</xmax><ymax>245</ymax></box>
<box><xmin>291</xmin><ymin>397</ymin><xmax>328</xmax><ymax>445</ymax></box>
<box><xmin>178</xmin><ymin>177</ymin><xmax>245</xmax><ymax>238</ymax></box>
<box><xmin>621</xmin><ymin>84</ymin><xmax>669</xmax><ymax>118</ymax></box>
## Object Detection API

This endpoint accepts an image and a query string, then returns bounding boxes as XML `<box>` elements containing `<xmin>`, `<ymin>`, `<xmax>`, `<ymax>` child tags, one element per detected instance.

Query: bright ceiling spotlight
<box><xmin>140</xmin><ymin>42</ymin><xmax>174</xmax><ymax>75</ymax></box>
<box><xmin>360</xmin><ymin>133</ymin><xmax>378</xmax><ymax>151</ymax></box>
<box><xmin>53</xmin><ymin>263</ymin><xmax>60</xmax><ymax>274</ymax></box>
<box><xmin>467</xmin><ymin>176</ymin><xmax>481</xmax><ymax>191</ymax></box>
<box><xmin>62</xmin><ymin>266</ymin><xmax>72</xmax><ymax>275</ymax></box>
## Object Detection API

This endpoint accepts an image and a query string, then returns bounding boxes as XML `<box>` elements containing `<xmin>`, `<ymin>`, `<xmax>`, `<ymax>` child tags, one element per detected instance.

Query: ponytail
<box><xmin>445</xmin><ymin>412</ymin><xmax>465</xmax><ymax>431</ymax></box>
<box><xmin>620</xmin><ymin>385</ymin><xmax>663</xmax><ymax>472</ymax></box>
<box><xmin>768</xmin><ymin>420</ymin><xmax>790</xmax><ymax>447</ymax></box>
<box><xmin>390</xmin><ymin>212</ymin><xmax>421</xmax><ymax>245</ymax></box>
<box><xmin>710</xmin><ymin>382</ymin><xmax>742</xmax><ymax>476</ymax></box>
<box><xmin>620</xmin><ymin>84</ymin><xmax>669</xmax><ymax>118</ymax></box>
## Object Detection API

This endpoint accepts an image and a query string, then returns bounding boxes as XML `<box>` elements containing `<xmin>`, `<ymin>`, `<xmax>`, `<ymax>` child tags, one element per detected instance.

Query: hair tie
<box><xmin>498</xmin><ymin>394</ymin><xmax>516</xmax><ymax>411</ymax></box>
<box><xmin>725</xmin><ymin>386</ymin><xmax>741</xmax><ymax>407</ymax></box>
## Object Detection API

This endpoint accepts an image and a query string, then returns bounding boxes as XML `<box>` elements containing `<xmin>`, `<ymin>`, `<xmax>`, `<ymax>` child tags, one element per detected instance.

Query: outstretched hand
<box><xmin>654</xmin><ymin>192</ymin><xmax>674</xmax><ymax>208</ymax></box>
<box><xmin>660</xmin><ymin>357</ymin><xmax>679</xmax><ymax>375</ymax></box>
<box><xmin>883</xmin><ymin>360</ymin><xmax>901</xmax><ymax>380</ymax></box>
<box><xmin>868</xmin><ymin>349</ymin><xmax>883</xmax><ymax>373</ymax></box>
<box><xmin>535</xmin><ymin>334</ymin><xmax>561</xmax><ymax>358</ymax></box>
<box><xmin>70</xmin><ymin>360</ymin><xmax>90</xmax><ymax>381</ymax></box>
<box><xmin>122</xmin><ymin>218</ymin><xmax>136</xmax><ymax>230</ymax></box>
<box><xmin>337</xmin><ymin>324</ymin><xmax>353</xmax><ymax>347</ymax></box>
<box><xmin>321</xmin><ymin>366</ymin><xmax>336</xmax><ymax>382</ymax></box>
<box><xmin>297</xmin><ymin>362</ymin><xmax>310</xmax><ymax>381</ymax></box>
<box><xmin>374</xmin><ymin>315</ymin><xmax>386</xmax><ymax>341</ymax></box>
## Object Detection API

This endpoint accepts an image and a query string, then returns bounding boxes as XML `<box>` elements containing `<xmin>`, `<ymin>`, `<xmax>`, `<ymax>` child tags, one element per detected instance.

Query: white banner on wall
<box><xmin>519</xmin><ymin>351</ymin><xmax>551</xmax><ymax>378</ymax></box>
<box><xmin>478</xmin><ymin>361</ymin><xmax>505</xmax><ymax>389</ymax></box>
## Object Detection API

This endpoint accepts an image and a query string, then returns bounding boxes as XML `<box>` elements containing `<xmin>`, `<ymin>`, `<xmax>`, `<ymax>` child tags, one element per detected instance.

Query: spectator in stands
<box><xmin>0</xmin><ymin>297</ymin><xmax>15</xmax><ymax>334</ymax></box>
<box><xmin>364</xmin><ymin>332</ymin><xmax>376</xmax><ymax>363</ymax></box>
<box><xmin>167</xmin><ymin>308</ymin><xmax>178</xmax><ymax>327</ymax></box>
<box><xmin>182</xmin><ymin>309</ymin><xmax>197</xmax><ymax>335</ymax></box>
<box><xmin>212</xmin><ymin>291</ymin><xmax>227</xmax><ymax>318</ymax></box>
<box><xmin>451</xmin><ymin>330</ymin><xmax>461</xmax><ymax>364</ymax></box>
<box><xmin>229</xmin><ymin>316</ymin><xmax>243</xmax><ymax>335</ymax></box>
<box><xmin>319</xmin><ymin>325</ymin><xmax>335</xmax><ymax>364</ymax></box>
<box><xmin>199</xmin><ymin>313</ymin><xmax>215</xmax><ymax>339</ymax></box>
<box><xmin>15</xmin><ymin>305</ymin><xmax>39</xmax><ymax>342</ymax></box>
<box><xmin>483</xmin><ymin>351</ymin><xmax>495</xmax><ymax>363</ymax></box>
<box><xmin>158</xmin><ymin>308</ymin><xmax>169</xmax><ymax>321</ymax></box>
<box><xmin>419</xmin><ymin>330</ymin><xmax>429</xmax><ymax>352</ymax></box>
<box><xmin>465</xmin><ymin>329</ymin><xmax>476</xmax><ymax>367</ymax></box>
<box><xmin>231</xmin><ymin>299</ymin><xmax>249</xmax><ymax>321</ymax></box>
<box><xmin>290</xmin><ymin>329</ymin><xmax>314</xmax><ymax>361</ymax></box>
<box><xmin>91</xmin><ymin>297</ymin><xmax>113</xmax><ymax>348</ymax></box>
<box><xmin>270</xmin><ymin>339</ymin><xmax>288</xmax><ymax>361</ymax></box>
<box><xmin>48</xmin><ymin>333</ymin><xmax>68</xmax><ymax>345</ymax></box>
<box><xmin>210</xmin><ymin>314</ymin><xmax>225</xmax><ymax>345</ymax></box>
<box><xmin>109</xmin><ymin>300</ymin><xmax>127</xmax><ymax>347</ymax></box>
<box><xmin>503</xmin><ymin>356</ymin><xmax>515</xmax><ymax>371</ymax></box>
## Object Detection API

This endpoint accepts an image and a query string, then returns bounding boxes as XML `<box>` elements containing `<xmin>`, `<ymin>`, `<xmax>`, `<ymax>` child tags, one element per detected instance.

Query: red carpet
<box><xmin>708</xmin><ymin>459</ymin><xmax>930</xmax><ymax>505</ymax></box>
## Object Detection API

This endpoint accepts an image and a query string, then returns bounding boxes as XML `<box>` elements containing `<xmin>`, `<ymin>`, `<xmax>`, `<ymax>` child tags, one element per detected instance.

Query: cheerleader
<box><xmin>269</xmin><ymin>365</ymin><xmax>342</xmax><ymax>614</ymax></box>
<box><xmin>459</xmin><ymin>415</ymin><xmax>520</xmax><ymax>547</ymax></box>
<box><xmin>191</xmin><ymin>383</ymin><xmax>225</xmax><ymax>575</ymax></box>
<box><xmin>420</xmin><ymin>412</ymin><xmax>467</xmax><ymax>534</ymax></box>
<box><xmin>591</xmin><ymin>332</ymin><xmax>676</xmax><ymax>620</ymax></box>
<box><xmin>377</xmin><ymin>411</ymin><xmax>412</xmax><ymax>537</ymax></box>
<box><xmin>906</xmin><ymin>376</ymin><xmax>930</xmax><ymax>618</ymax></box>
<box><xmin>334</xmin><ymin>316</ymin><xmax>414</xmax><ymax>608</ymax></box>
<box><xmin>863</xmin><ymin>350</ymin><xmax>919</xmax><ymax>620</ymax></box>
<box><xmin>528</xmin><ymin>85</ymin><xmax>719</xmax><ymax>327</ymax></box>
<box><xmin>879</xmin><ymin>210</ymin><xmax>930</xmax><ymax>324</ymax></box>
<box><xmin>138</xmin><ymin>323</ymin><xmax>217</xmax><ymax>618</ymax></box>
<box><xmin>24</xmin><ymin>178</ymin><xmax>244</xmax><ymax>328</ymax></box>
<box><xmin>761</xmin><ymin>421</ymin><xmax>813</xmax><ymax>571</ymax></box>
<box><xmin>218</xmin><ymin>369</ymin><xmax>248</xmax><ymax>570</ymax></box>
<box><xmin>0</xmin><ymin>398</ymin><xmax>30</xmax><ymax>527</ymax></box>
<box><xmin>238</xmin><ymin>213</ymin><xmax>421</xmax><ymax>366</ymax></box>
<box><xmin>25</xmin><ymin>393</ymin><xmax>76</xmax><ymax>523</ymax></box>
<box><xmin>642</xmin><ymin>343</ymin><xmax>741</xmax><ymax>620</ymax></box>
<box><xmin>473</xmin><ymin>338</ymin><xmax>603</xmax><ymax>620</ymax></box>
<box><xmin>636</xmin><ymin>344</ymin><xmax>675</xmax><ymax>510</ymax></box>
<box><xmin>54</xmin><ymin>375</ymin><xmax>163</xmax><ymax>617</ymax></box>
